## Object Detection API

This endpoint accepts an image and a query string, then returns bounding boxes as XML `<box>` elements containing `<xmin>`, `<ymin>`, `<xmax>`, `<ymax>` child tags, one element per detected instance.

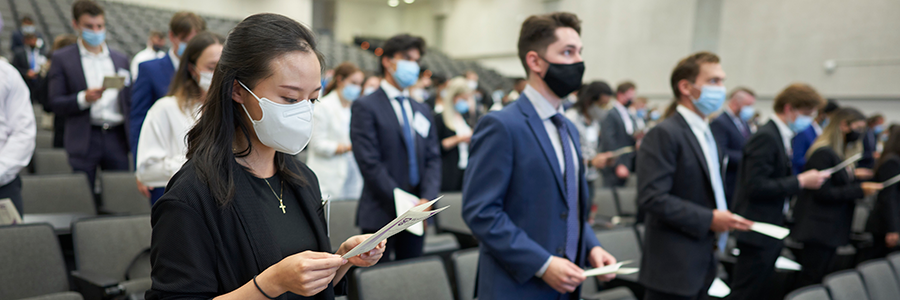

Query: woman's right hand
<box><xmin>861</xmin><ymin>182</ymin><xmax>884</xmax><ymax>196</ymax></box>
<box><xmin>265</xmin><ymin>251</ymin><xmax>347</xmax><ymax>297</ymax></box>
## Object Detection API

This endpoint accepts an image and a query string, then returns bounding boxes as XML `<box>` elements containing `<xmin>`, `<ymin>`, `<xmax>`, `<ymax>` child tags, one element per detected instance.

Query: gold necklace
<box><xmin>263</xmin><ymin>177</ymin><xmax>285</xmax><ymax>214</ymax></box>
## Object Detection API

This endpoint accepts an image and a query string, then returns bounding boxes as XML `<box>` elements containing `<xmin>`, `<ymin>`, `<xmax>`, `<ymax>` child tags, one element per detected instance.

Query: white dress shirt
<box><xmin>167</xmin><ymin>48</ymin><xmax>180</xmax><ymax>71</ymax></box>
<box><xmin>613</xmin><ymin>101</ymin><xmax>634</xmax><ymax>135</ymax></box>
<box><xmin>524</xmin><ymin>84</ymin><xmax>581</xmax><ymax>278</ymax></box>
<box><xmin>75</xmin><ymin>40</ymin><xmax>124</xmax><ymax>126</ymax></box>
<box><xmin>130</xmin><ymin>46</ymin><xmax>165</xmax><ymax>80</ymax></box>
<box><xmin>24</xmin><ymin>46</ymin><xmax>47</xmax><ymax>72</ymax></box>
<box><xmin>135</xmin><ymin>96</ymin><xmax>200</xmax><ymax>187</ymax></box>
<box><xmin>381</xmin><ymin>79</ymin><xmax>416</xmax><ymax>140</ymax></box>
<box><xmin>677</xmin><ymin>105</ymin><xmax>727</xmax><ymax>206</ymax></box>
<box><xmin>0</xmin><ymin>61</ymin><xmax>36</xmax><ymax>186</ymax></box>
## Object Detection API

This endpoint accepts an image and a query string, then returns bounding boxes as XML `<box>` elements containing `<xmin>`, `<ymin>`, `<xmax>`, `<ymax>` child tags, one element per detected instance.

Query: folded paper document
<box><xmin>708</xmin><ymin>278</ymin><xmax>731</xmax><ymax>298</ymax></box>
<box><xmin>611</xmin><ymin>146</ymin><xmax>634</xmax><ymax>157</ymax></box>
<box><xmin>775</xmin><ymin>256</ymin><xmax>802</xmax><ymax>271</ymax></box>
<box><xmin>395</xmin><ymin>188</ymin><xmax>426</xmax><ymax>236</ymax></box>
<box><xmin>342</xmin><ymin>196</ymin><xmax>447</xmax><ymax>259</ymax></box>
<box><xmin>879</xmin><ymin>173</ymin><xmax>900</xmax><ymax>187</ymax></box>
<box><xmin>822</xmin><ymin>153</ymin><xmax>862</xmax><ymax>175</ymax></box>
<box><xmin>750</xmin><ymin>222</ymin><xmax>790</xmax><ymax>240</ymax></box>
<box><xmin>583</xmin><ymin>260</ymin><xmax>638</xmax><ymax>277</ymax></box>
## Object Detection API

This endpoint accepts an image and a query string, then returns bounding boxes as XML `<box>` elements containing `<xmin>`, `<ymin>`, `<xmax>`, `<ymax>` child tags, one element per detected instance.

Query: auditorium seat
<box><xmin>887</xmin><ymin>252</ymin><xmax>900</xmax><ymax>283</ymax></box>
<box><xmin>823</xmin><ymin>270</ymin><xmax>870</xmax><ymax>300</ymax></box>
<box><xmin>33</xmin><ymin>149</ymin><xmax>72</xmax><ymax>175</ymax></box>
<box><xmin>36</xmin><ymin>130</ymin><xmax>54</xmax><ymax>149</ymax></box>
<box><xmin>451</xmin><ymin>248</ymin><xmax>478</xmax><ymax>300</ymax></box>
<box><xmin>99</xmin><ymin>172</ymin><xmax>151</xmax><ymax>215</ymax></box>
<box><xmin>71</xmin><ymin>215</ymin><xmax>152</xmax><ymax>300</ymax></box>
<box><xmin>613</xmin><ymin>187</ymin><xmax>638</xmax><ymax>216</ymax></box>
<box><xmin>856</xmin><ymin>259</ymin><xmax>900</xmax><ymax>300</ymax></box>
<box><xmin>0</xmin><ymin>223</ymin><xmax>84</xmax><ymax>300</ymax></box>
<box><xmin>354</xmin><ymin>256</ymin><xmax>455</xmax><ymax>300</ymax></box>
<box><xmin>423</xmin><ymin>233</ymin><xmax>460</xmax><ymax>256</ymax></box>
<box><xmin>435</xmin><ymin>192</ymin><xmax>471</xmax><ymax>235</ymax></box>
<box><xmin>594</xmin><ymin>188</ymin><xmax>620</xmax><ymax>218</ymax></box>
<box><xmin>329</xmin><ymin>199</ymin><xmax>360</xmax><ymax>251</ymax></box>
<box><xmin>594</xmin><ymin>227</ymin><xmax>642</xmax><ymax>282</ymax></box>
<box><xmin>21</xmin><ymin>173</ymin><xmax>96</xmax><ymax>215</ymax></box>
<box><xmin>784</xmin><ymin>284</ymin><xmax>831</xmax><ymax>300</ymax></box>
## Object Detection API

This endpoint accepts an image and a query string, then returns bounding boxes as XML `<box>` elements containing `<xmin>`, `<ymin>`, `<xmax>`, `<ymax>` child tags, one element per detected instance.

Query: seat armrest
<box><xmin>72</xmin><ymin>270</ymin><xmax>125</xmax><ymax>300</ymax></box>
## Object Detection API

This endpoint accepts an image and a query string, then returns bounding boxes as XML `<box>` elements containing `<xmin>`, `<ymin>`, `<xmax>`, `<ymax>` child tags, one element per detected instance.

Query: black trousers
<box><xmin>796</xmin><ymin>242</ymin><xmax>836</xmax><ymax>288</ymax></box>
<box><xmin>361</xmin><ymin>227</ymin><xmax>424</xmax><ymax>262</ymax></box>
<box><xmin>644</xmin><ymin>257</ymin><xmax>717</xmax><ymax>300</ymax></box>
<box><xmin>728</xmin><ymin>241</ymin><xmax>782</xmax><ymax>300</ymax></box>
<box><xmin>0</xmin><ymin>176</ymin><xmax>23</xmax><ymax>214</ymax></box>
<box><xmin>68</xmin><ymin>126</ymin><xmax>129</xmax><ymax>196</ymax></box>
<box><xmin>870</xmin><ymin>231</ymin><xmax>900</xmax><ymax>259</ymax></box>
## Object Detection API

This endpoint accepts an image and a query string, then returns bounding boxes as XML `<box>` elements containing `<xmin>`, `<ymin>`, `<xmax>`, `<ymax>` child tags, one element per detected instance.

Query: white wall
<box><xmin>107</xmin><ymin>0</ymin><xmax>313</xmax><ymax>26</ymax></box>
<box><xmin>333</xmin><ymin>0</ymin><xmax>436</xmax><ymax>45</ymax></box>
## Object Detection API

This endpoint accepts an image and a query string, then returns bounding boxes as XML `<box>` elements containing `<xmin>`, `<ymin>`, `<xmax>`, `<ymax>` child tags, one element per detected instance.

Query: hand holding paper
<box><xmin>583</xmin><ymin>260</ymin><xmax>638</xmax><ymax>277</ymax></box>
<box><xmin>342</xmin><ymin>196</ymin><xmax>447</xmax><ymax>259</ymax></box>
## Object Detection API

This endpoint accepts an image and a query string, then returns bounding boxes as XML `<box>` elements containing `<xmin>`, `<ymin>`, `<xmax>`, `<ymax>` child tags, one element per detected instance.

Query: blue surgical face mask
<box><xmin>790</xmin><ymin>114</ymin><xmax>814</xmax><ymax>133</ymax></box>
<box><xmin>341</xmin><ymin>84</ymin><xmax>361</xmax><ymax>102</ymax></box>
<box><xmin>455</xmin><ymin>99</ymin><xmax>470</xmax><ymax>114</ymax></box>
<box><xmin>874</xmin><ymin>125</ymin><xmax>885</xmax><ymax>135</ymax></box>
<box><xmin>177</xmin><ymin>41</ymin><xmax>187</xmax><ymax>57</ymax></box>
<box><xmin>81</xmin><ymin>28</ymin><xmax>106</xmax><ymax>46</ymax></box>
<box><xmin>739</xmin><ymin>106</ymin><xmax>755</xmax><ymax>122</ymax></box>
<box><xmin>691</xmin><ymin>85</ymin><xmax>726</xmax><ymax>116</ymax></box>
<box><xmin>650</xmin><ymin>110</ymin><xmax>661</xmax><ymax>121</ymax></box>
<box><xmin>635</xmin><ymin>108</ymin><xmax>646</xmax><ymax>119</ymax></box>
<box><xmin>392</xmin><ymin>59</ymin><xmax>420</xmax><ymax>89</ymax></box>
<box><xmin>363</xmin><ymin>86</ymin><xmax>377</xmax><ymax>96</ymax></box>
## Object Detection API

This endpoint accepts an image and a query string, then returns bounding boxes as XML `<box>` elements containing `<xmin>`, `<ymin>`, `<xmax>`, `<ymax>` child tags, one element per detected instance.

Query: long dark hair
<box><xmin>877</xmin><ymin>127</ymin><xmax>900</xmax><ymax>173</ymax></box>
<box><xmin>186</xmin><ymin>13</ymin><xmax>325</xmax><ymax>206</ymax></box>
<box><xmin>167</xmin><ymin>31</ymin><xmax>224</xmax><ymax>112</ymax></box>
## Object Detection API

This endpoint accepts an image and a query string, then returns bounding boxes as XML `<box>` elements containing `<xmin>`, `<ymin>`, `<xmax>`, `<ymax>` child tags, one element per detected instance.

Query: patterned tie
<box><xmin>396</xmin><ymin>96</ymin><xmax>420</xmax><ymax>187</ymax></box>
<box><xmin>550</xmin><ymin>114</ymin><xmax>580</xmax><ymax>262</ymax></box>
<box><xmin>704</xmin><ymin>130</ymin><xmax>729</xmax><ymax>253</ymax></box>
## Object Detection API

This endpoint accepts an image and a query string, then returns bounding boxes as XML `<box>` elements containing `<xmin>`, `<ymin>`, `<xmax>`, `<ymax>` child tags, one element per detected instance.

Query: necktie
<box><xmin>550</xmin><ymin>114</ymin><xmax>580</xmax><ymax>262</ymax></box>
<box><xmin>704</xmin><ymin>130</ymin><xmax>729</xmax><ymax>253</ymax></box>
<box><xmin>396</xmin><ymin>96</ymin><xmax>420</xmax><ymax>187</ymax></box>
<box><xmin>29</xmin><ymin>50</ymin><xmax>36</xmax><ymax>70</ymax></box>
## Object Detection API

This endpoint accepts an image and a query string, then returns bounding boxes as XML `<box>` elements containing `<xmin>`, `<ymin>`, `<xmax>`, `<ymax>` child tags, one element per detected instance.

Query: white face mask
<box><xmin>197</xmin><ymin>71</ymin><xmax>213</xmax><ymax>92</ymax></box>
<box><xmin>238</xmin><ymin>81</ymin><xmax>314</xmax><ymax>155</ymax></box>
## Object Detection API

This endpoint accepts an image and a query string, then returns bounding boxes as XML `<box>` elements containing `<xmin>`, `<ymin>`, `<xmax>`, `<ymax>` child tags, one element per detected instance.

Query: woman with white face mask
<box><xmin>146</xmin><ymin>14</ymin><xmax>384</xmax><ymax>300</ymax></box>
<box><xmin>306</xmin><ymin>62</ymin><xmax>364</xmax><ymax>200</ymax></box>
<box><xmin>136</xmin><ymin>31</ymin><xmax>223</xmax><ymax>204</ymax></box>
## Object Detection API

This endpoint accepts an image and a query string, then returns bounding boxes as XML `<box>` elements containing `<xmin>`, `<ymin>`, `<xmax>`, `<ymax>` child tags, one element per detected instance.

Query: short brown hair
<box><xmin>772</xmin><ymin>83</ymin><xmax>825</xmax><ymax>113</ymax></box>
<box><xmin>148</xmin><ymin>30</ymin><xmax>166</xmax><ymax>40</ymax></box>
<box><xmin>616</xmin><ymin>81</ymin><xmax>636</xmax><ymax>95</ymax></box>
<box><xmin>72</xmin><ymin>0</ymin><xmax>104</xmax><ymax>21</ymax></box>
<box><xmin>517</xmin><ymin>12</ymin><xmax>581</xmax><ymax>74</ymax></box>
<box><xmin>728</xmin><ymin>87</ymin><xmax>756</xmax><ymax>100</ymax></box>
<box><xmin>169</xmin><ymin>11</ymin><xmax>206</xmax><ymax>38</ymax></box>
<box><xmin>664</xmin><ymin>51</ymin><xmax>720</xmax><ymax>117</ymax></box>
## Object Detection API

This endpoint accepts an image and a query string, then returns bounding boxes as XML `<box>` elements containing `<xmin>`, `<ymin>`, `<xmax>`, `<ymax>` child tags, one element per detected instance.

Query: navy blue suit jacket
<box><xmin>129</xmin><ymin>55</ymin><xmax>175</xmax><ymax>154</ymax></box>
<box><xmin>46</xmin><ymin>44</ymin><xmax>131</xmax><ymax>158</ymax></box>
<box><xmin>791</xmin><ymin>124</ymin><xmax>818</xmax><ymax>175</ymax></box>
<box><xmin>710</xmin><ymin>112</ymin><xmax>749</xmax><ymax>206</ymax></box>
<box><xmin>462</xmin><ymin>95</ymin><xmax>601</xmax><ymax>300</ymax></box>
<box><xmin>349</xmin><ymin>87</ymin><xmax>441</xmax><ymax>230</ymax></box>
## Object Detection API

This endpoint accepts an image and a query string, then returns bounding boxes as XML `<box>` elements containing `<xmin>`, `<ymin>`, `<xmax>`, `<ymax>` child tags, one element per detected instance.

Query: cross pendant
<box><xmin>279</xmin><ymin>203</ymin><xmax>286</xmax><ymax>214</ymax></box>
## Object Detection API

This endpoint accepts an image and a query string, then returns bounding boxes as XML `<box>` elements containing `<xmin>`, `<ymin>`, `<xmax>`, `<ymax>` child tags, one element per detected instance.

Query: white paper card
<box><xmin>412</xmin><ymin>111</ymin><xmax>431</xmax><ymax>138</ymax></box>
<box><xmin>583</xmin><ymin>260</ymin><xmax>635</xmax><ymax>277</ymax></box>
<box><xmin>0</xmin><ymin>198</ymin><xmax>22</xmax><ymax>225</ymax></box>
<box><xmin>342</xmin><ymin>196</ymin><xmax>447</xmax><ymax>258</ymax></box>
<box><xmin>394</xmin><ymin>188</ymin><xmax>425</xmax><ymax>236</ymax></box>
<box><xmin>879</xmin><ymin>173</ymin><xmax>900</xmax><ymax>187</ymax></box>
<box><xmin>611</xmin><ymin>146</ymin><xmax>635</xmax><ymax>158</ymax></box>
<box><xmin>751</xmin><ymin>222</ymin><xmax>791</xmax><ymax>240</ymax></box>
<box><xmin>708</xmin><ymin>278</ymin><xmax>731</xmax><ymax>298</ymax></box>
<box><xmin>775</xmin><ymin>256</ymin><xmax>802</xmax><ymax>271</ymax></box>
<box><xmin>822</xmin><ymin>153</ymin><xmax>862</xmax><ymax>175</ymax></box>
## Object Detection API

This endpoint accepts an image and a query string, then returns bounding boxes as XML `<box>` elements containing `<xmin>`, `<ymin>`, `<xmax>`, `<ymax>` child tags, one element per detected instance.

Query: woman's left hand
<box><xmin>336</xmin><ymin>234</ymin><xmax>386</xmax><ymax>267</ymax></box>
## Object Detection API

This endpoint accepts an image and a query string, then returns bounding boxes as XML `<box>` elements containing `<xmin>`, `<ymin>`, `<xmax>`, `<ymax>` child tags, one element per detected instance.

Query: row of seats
<box><xmin>786</xmin><ymin>252</ymin><xmax>900</xmax><ymax>300</ymax></box>
<box><xmin>21</xmin><ymin>172</ymin><xmax>150</xmax><ymax>216</ymax></box>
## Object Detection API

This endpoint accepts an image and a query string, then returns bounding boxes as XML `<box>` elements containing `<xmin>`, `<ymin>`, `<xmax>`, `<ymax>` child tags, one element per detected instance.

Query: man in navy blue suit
<box><xmin>462</xmin><ymin>12</ymin><xmax>618</xmax><ymax>300</ymax></box>
<box><xmin>710</xmin><ymin>87</ymin><xmax>755</xmax><ymax>206</ymax></box>
<box><xmin>47</xmin><ymin>0</ymin><xmax>132</xmax><ymax>192</ymax></box>
<box><xmin>129</xmin><ymin>11</ymin><xmax>204</xmax><ymax>197</ymax></box>
<box><xmin>350</xmin><ymin>34</ymin><xmax>441</xmax><ymax>262</ymax></box>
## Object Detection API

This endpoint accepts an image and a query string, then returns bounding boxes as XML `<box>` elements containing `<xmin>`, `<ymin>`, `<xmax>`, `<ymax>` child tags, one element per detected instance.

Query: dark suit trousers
<box><xmin>644</xmin><ymin>258</ymin><xmax>717</xmax><ymax>300</ymax></box>
<box><xmin>68</xmin><ymin>126</ymin><xmax>129</xmax><ymax>199</ymax></box>
<box><xmin>0</xmin><ymin>176</ymin><xmax>23</xmax><ymax>214</ymax></box>
<box><xmin>796</xmin><ymin>242</ymin><xmax>835</xmax><ymax>288</ymax></box>
<box><xmin>729</xmin><ymin>241</ymin><xmax>782</xmax><ymax>300</ymax></box>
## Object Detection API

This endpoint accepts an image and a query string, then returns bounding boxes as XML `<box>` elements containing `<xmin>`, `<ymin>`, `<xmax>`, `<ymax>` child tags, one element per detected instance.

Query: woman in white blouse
<box><xmin>136</xmin><ymin>31</ymin><xmax>224</xmax><ymax>204</ymax></box>
<box><xmin>306</xmin><ymin>62</ymin><xmax>364</xmax><ymax>199</ymax></box>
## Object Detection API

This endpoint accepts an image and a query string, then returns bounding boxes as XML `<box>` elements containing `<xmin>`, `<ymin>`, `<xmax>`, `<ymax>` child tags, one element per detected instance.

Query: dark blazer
<box><xmin>434</xmin><ymin>113</ymin><xmax>465</xmax><ymax>192</ymax></box>
<box><xmin>791</xmin><ymin>125</ymin><xmax>818</xmax><ymax>174</ymax></box>
<box><xmin>146</xmin><ymin>160</ymin><xmax>346</xmax><ymax>300</ymax></box>
<box><xmin>46</xmin><ymin>44</ymin><xmax>132</xmax><ymax>158</ymax></box>
<box><xmin>636</xmin><ymin>112</ymin><xmax>724</xmax><ymax>296</ymax></box>
<box><xmin>865</xmin><ymin>155</ymin><xmax>900</xmax><ymax>236</ymax></box>
<box><xmin>860</xmin><ymin>129</ymin><xmax>877</xmax><ymax>169</ymax></box>
<box><xmin>9</xmin><ymin>31</ymin><xmax>44</xmax><ymax>52</ymax></box>
<box><xmin>710</xmin><ymin>112</ymin><xmax>750</xmax><ymax>205</ymax></box>
<box><xmin>10</xmin><ymin>47</ymin><xmax>40</xmax><ymax>101</ymax></box>
<box><xmin>793</xmin><ymin>147</ymin><xmax>865</xmax><ymax>248</ymax></box>
<box><xmin>462</xmin><ymin>95</ymin><xmax>600</xmax><ymax>300</ymax></box>
<box><xmin>733</xmin><ymin>121</ymin><xmax>800</xmax><ymax>247</ymax></box>
<box><xmin>129</xmin><ymin>55</ymin><xmax>175</xmax><ymax>154</ymax></box>
<box><xmin>349</xmin><ymin>88</ymin><xmax>441</xmax><ymax>230</ymax></box>
<box><xmin>600</xmin><ymin>107</ymin><xmax>636</xmax><ymax>185</ymax></box>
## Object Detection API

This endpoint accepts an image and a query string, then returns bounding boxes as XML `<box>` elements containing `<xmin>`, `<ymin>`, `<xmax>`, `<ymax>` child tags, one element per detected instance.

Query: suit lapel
<box><xmin>765</xmin><ymin>121</ymin><xmax>793</xmax><ymax>175</ymax></box>
<box><xmin>378</xmin><ymin>89</ymin><xmax>410</xmax><ymax>148</ymax></box>
<box><xmin>518</xmin><ymin>95</ymin><xmax>567</xmax><ymax>201</ymax></box>
<box><xmin>69</xmin><ymin>50</ymin><xmax>88</xmax><ymax>92</ymax></box>
<box><xmin>676</xmin><ymin>114</ymin><xmax>711</xmax><ymax>181</ymax></box>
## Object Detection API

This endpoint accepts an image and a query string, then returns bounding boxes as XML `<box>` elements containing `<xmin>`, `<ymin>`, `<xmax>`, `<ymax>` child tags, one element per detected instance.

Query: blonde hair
<box><xmin>441</xmin><ymin>77</ymin><xmax>473</xmax><ymax>132</ymax></box>
<box><xmin>807</xmin><ymin>107</ymin><xmax>866</xmax><ymax>161</ymax></box>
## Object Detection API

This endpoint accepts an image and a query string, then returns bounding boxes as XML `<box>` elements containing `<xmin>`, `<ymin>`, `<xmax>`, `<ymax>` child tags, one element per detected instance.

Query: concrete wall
<box><xmin>107</xmin><ymin>0</ymin><xmax>313</xmax><ymax>26</ymax></box>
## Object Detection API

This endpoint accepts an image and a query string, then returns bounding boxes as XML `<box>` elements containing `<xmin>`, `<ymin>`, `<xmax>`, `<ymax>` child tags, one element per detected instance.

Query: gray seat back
<box><xmin>857</xmin><ymin>259</ymin><xmax>900</xmax><ymax>300</ymax></box>
<box><xmin>100</xmin><ymin>172</ymin><xmax>150</xmax><ymax>215</ymax></box>
<box><xmin>436</xmin><ymin>192</ymin><xmax>470</xmax><ymax>234</ymax></box>
<box><xmin>594</xmin><ymin>188</ymin><xmax>619</xmax><ymax>217</ymax></box>
<box><xmin>824</xmin><ymin>270</ymin><xmax>870</xmax><ymax>300</ymax></box>
<box><xmin>785</xmin><ymin>284</ymin><xmax>831</xmax><ymax>300</ymax></box>
<box><xmin>33</xmin><ymin>149</ymin><xmax>72</xmax><ymax>175</ymax></box>
<box><xmin>72</xmin><ymin>215</ymin><xmax>152</xmax><ymax>282</ymax></box>
<box><xmin>355</xmin><ymin>256</ymin><xmax>455</xmax><ymax>300</ymax></box>
<box><xmin>614</xmin><ymin>187</ymin><xmax>638</xmax><ymax>216</ymax></box>
<box><xmin>22</xmin><ymin>174</ymin><xmax>96</xmax><ymax>215</ymax></box>
<box><xmin>0</xmin><ymin>224</ymin><xmax>70</xmax><ymax>299</ymax></box>
<box><xmin>329</xmin><ymin>199</ymin><xmax>360</xmax><ymax>251</ymax></box>
<box><xmin>451</xmin><ymin>248</ymin><xmax>479</xmax><ymax>300</ymax></box>
<box><xmin>594</xmin><ymin>227</ymin><xmax>642</xmax><ymax>281</ymax></box>
<box><xmin>887</xmin><ymin>252</ymin><xmax>900</xmax><ymax>285</ymax></box>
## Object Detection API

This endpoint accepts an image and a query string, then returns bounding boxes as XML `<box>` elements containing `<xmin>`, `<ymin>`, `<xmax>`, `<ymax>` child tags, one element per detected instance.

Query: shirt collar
<box><xmin>168</xmin><ymin>48</ymin><xmax>180</xmax><ymax>70</ymax></box>
<box><xmin>677</xmin><ymin>104</ymin><xmax>710</xmax><ymax>133</ymax></box>
<box><xmin>771</xmin><ymin>116</ymin><xmax>795</xmax><ymax>140</ymax></box>
<box><xmin>523</xmin><ymin>84</ymin><xmax>562</xmax><ymax>120</ymax></box>
<box><xmin>77</xmin><ymin>38</ymin><xmax>109</xmax><ymax>58</ymax></box>
<box><xmin>380</xmin><ymin>79</ymin><xmax>409</xmax><ymax>101</ymax></box>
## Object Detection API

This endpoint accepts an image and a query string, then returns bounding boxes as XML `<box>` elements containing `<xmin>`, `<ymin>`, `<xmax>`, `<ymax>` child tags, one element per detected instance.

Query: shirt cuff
<box><xmin>77</xmin><ymin>91</ymin><xmax>90</xmax><ymax>110</ymax></box>
<box><xmin>535</xmin><ymin>256</ymin><xmax>553</xmax><ymax>278</ymax></box>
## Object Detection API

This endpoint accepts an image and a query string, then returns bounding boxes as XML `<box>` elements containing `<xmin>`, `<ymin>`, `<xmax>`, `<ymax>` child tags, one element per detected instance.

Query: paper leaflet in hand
<box><xmin>708</xmin><ymin>278</ymin><xmax>731</xmax><ymax>298</ymax></box>
<box><xmin>734</xmin><ymin>214</ymin><xmax>790</xmax><ymax>240</ymax></box>
<box><xmin>342</xmin><ymin>196</ymin><xmax>447</xmax><ymax>259</ymax></box>
<box><xmin>611</xmin><ymin>146</ymin><xmax>634</xmax><ymax>158</ymax></box>
<box><xmin>879</xmin><ymin>173</ymin><xmax>900</xmax><ymax>187</ymax></box>
<box><xmin>821</xmin><ymin>153</ymin><xmax>862</xmax><ymax>175</ymax></box>
<box><xmin>394</xmin><ymin>188</ymin><xmax>425</xmax><ymax>236</ymax></box>
<box><xmin>583</xmin><ymin>260</ymin><xmax>638</xmax><ymax>277</ymax></box>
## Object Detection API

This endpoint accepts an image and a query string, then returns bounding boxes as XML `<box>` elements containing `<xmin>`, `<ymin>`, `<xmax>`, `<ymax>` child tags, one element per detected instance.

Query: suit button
<box><xmin>560</xmin><ymin>212</ymin><xmax>568</xmax><ymax>220</ymax></box>
<box><xmin>557</xmin><ymin>247</ymin><xmax>565</xmax><ymax>255</ymax></box>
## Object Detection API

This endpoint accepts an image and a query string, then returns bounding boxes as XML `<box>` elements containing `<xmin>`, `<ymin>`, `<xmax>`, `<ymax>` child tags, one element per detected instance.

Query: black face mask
<box><xmin>540</xmin><ymin>57</ymin><xmax>585</xmax><ymax>98</ymax></box>
<box><xmin>623</xmin><ymin>99</ymin><xmax>633</xmax><ymax>108</ymax></box>
<box><xmin>846</xmin><ymin>129</ymin><xmax>862</xmax><ymax>143</ymax></box>
<box><xmin>152</xmin><ymin>45</ymin><xmax>166</xmax><ymax>52</ymax></box>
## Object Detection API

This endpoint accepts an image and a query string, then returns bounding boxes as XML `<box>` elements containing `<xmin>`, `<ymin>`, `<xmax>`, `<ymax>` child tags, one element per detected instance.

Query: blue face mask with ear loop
<box><xmin>455</xmin><ymin>99</ymin><xmax>470</xmax><ymax>114</ymax></box>
<box><xmin>739</xmin><ymin>106</ymin><xmax>755</xmax><ymax>122</ymax></box>
<box><xmin>81</xmin><ymin>28</ymin><xmax>106</xmax><ymax>46</ymax></box>
<box><xmin>341</xmin><ymin>84</ymin><xmax>361</xmax><ymax>102</ymax></box>
<box><xmin>790</xmin><ymin>114</ymin><xmax>814</xmax><ymax>133</ymax></box>
<box><xmin>392</xmin><ymin>59</ymin><xmax>420</xmax><ymax>89</ymax></box>
<box><xmin>177</xmin><ymin>41</ymin><xmax>187</xmax><ymax>57</ymax></box>
<box><xmin>691</xmin><ymin>84</ymin><xmax>726</xmax><ymax>116</ymax></box>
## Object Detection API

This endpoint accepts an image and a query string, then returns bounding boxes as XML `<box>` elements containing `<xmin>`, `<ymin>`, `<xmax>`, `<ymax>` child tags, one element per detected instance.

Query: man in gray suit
<box><xmin>600</xmin><ymin>81</ymin><xmax>638</xmax><ymax>187</ymax></box>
